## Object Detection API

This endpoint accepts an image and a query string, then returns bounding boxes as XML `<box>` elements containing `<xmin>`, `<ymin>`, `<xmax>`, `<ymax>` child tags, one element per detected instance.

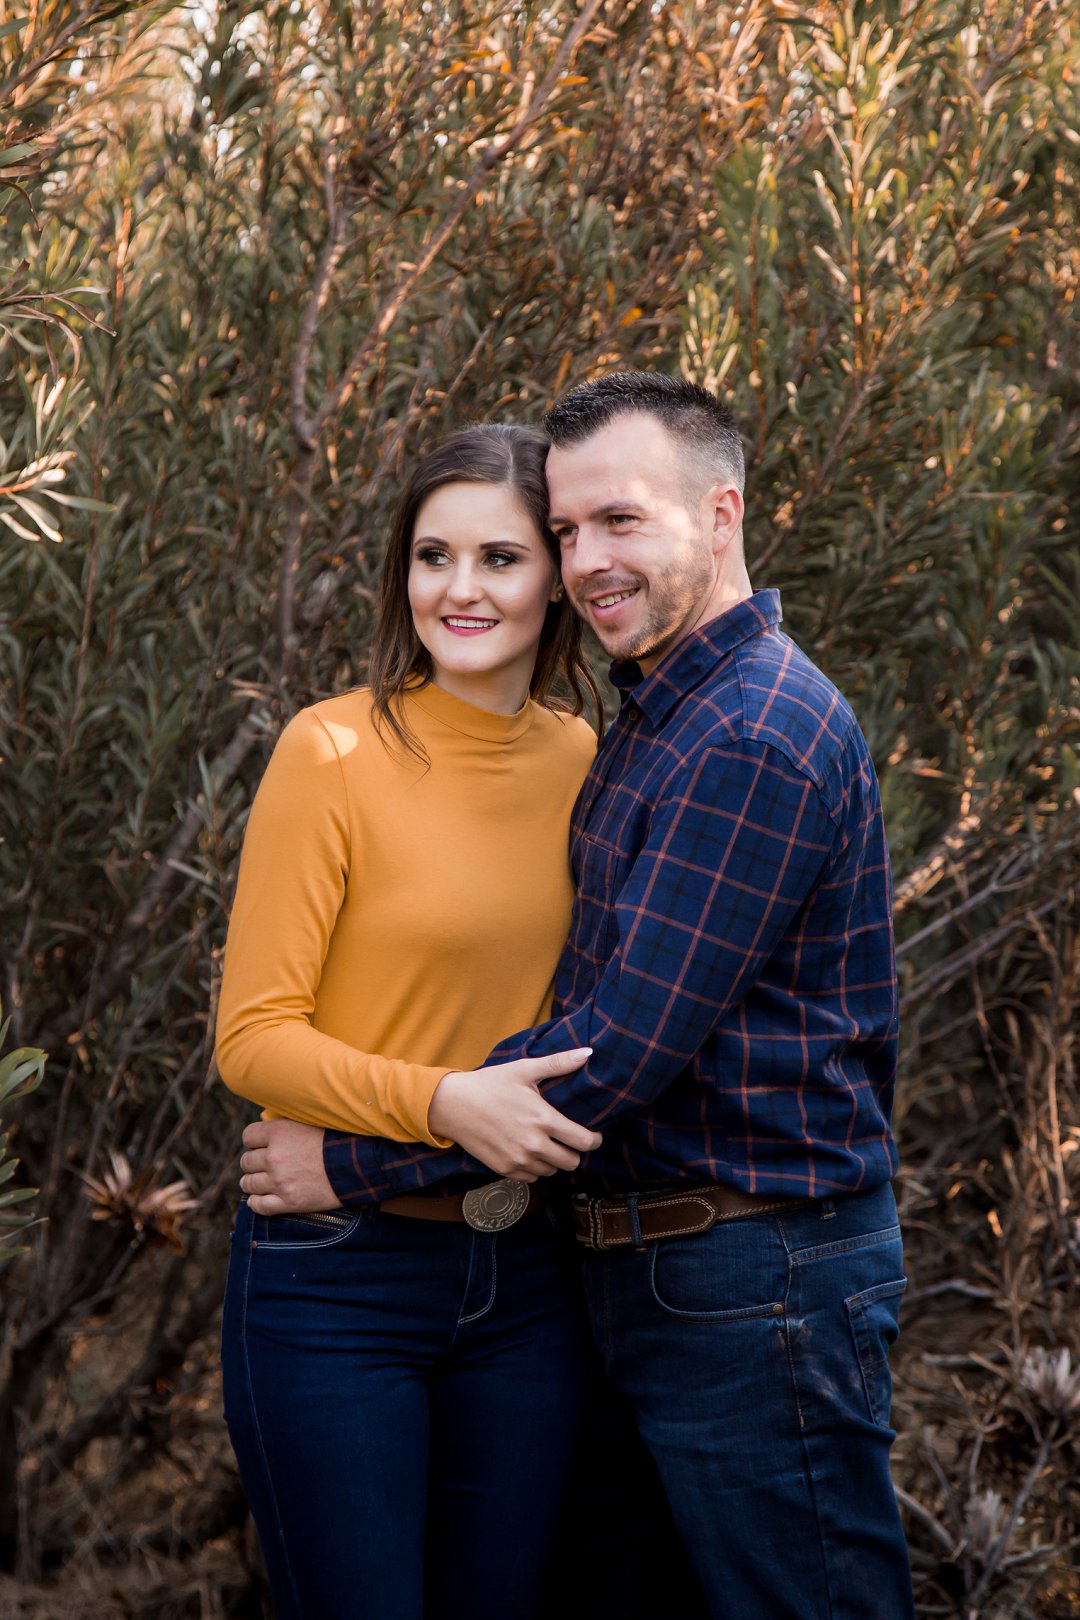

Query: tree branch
<box><xmin>316</xmin><ymin>0</ymin><xmax>605</xmax><ymax>437</ymax></box>
<box><xmin>274</xmin><ymin>0</ymin><xmax>604</xmax><ymax>677</ymax></box>
<box><xmin>33</xmin><ymin>717</ymin><xmax>263</xmax><ymax>1056</ymax></box>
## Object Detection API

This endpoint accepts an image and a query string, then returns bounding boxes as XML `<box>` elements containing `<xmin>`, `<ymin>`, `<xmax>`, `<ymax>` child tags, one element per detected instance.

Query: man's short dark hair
<box><xmin>543</xmin><ymin>371</ymin><xmax>745</xmax><ymax>499</ymax></box>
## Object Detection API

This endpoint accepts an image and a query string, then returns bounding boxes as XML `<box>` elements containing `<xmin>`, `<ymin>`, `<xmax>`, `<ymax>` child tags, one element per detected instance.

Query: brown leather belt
<box><xmin>380</xmin><ymin>1186</ymin><xmax>540</xmax><ymax>1223</ymax></box>
<box><xmin>571</xmin><ymin>1185</ymin><xmax>814</xmax><ymax>1250</ymax></box>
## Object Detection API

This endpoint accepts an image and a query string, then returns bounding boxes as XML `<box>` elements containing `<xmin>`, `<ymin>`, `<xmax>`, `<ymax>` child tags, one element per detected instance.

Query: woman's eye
<box><xmin>416</xmin><ymin>547</ymin><xmax>449</xmax><ymax>566</ymax></box>
<box><xmin>485</xmin><ymin>550</ymin><xmax>518</xmax><ymax>567</ymax></box>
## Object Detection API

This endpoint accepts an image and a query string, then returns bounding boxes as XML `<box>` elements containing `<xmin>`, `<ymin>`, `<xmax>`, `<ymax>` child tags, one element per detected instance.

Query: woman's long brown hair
<box><xmin>368</xmin><ymin>423</ymin><xmax>603</xmax><ymax>758</ymax></box>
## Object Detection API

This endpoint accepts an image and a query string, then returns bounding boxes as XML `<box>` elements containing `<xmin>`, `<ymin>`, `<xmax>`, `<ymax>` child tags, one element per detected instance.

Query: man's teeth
<box><xmin>594</xmin><ymin>590</ymin><xmax>637</xmax><ymax>609</ymax></box>
<box><xmin>445</xmin><ymin>617</ymin><xmax>497</xmax><ymax>628</ymax></box>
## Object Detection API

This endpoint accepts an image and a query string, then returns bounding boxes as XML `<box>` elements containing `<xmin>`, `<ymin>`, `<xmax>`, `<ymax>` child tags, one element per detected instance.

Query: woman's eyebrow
<box><xmin>411</xmin><ymin>535</ymin><xmax>532</xmax><ymax>550</ymax></box>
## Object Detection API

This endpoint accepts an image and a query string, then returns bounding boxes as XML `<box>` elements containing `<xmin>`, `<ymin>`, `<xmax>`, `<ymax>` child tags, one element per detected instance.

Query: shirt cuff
<box><xmin>322</xmin><ymin>1129</ymin><xmax>385</xmax><ymax>1207</ymax></box>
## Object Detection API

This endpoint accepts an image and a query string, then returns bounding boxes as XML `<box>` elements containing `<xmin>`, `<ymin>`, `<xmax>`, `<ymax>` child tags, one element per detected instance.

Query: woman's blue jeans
<box><xmin>578</xmin><ymin>1181</ymin><xmax>915</xmax><ymax>1620</ymax></box>
<box><xmin>221</xmin><ymin>1200</ymin><xmax>585</xmax><ymax>1620</ymax></box>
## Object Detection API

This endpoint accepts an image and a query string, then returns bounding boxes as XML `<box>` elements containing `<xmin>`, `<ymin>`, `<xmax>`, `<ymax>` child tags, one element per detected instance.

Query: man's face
<box><xmin>546</xmin><ymin>412</ymin><xmax>718</xmax><ymax>671</ymax></box>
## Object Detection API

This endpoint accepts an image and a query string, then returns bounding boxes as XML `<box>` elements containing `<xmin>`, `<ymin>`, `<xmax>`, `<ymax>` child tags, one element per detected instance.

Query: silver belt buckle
<box><xmin>461</xmin><ymin>1178</ymin><xmax>530</xmax><ymax>1232</ymax></box>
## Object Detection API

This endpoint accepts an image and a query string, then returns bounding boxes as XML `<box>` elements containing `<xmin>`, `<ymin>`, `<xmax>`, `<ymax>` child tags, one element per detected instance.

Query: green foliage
<box><xmin>675</xmin><ymin>5</ymin><xmax>1080</xmax><ymax>1055</ymax></box>
<box><xmin>0</xmin><ymin>1</ymin><xmax>167</xmax><ymax>543</ymax></box>
<box><xmin>0</xmin><ymin>1005</ymin><xmax>44</xmax><ymax>1273</ymax></box>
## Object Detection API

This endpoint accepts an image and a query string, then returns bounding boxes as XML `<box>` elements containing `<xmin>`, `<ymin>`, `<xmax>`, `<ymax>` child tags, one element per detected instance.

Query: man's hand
<box><xmin>428</xmin><ymin>1047</ymin><xmax>601</xmax><ymax>1180</ymax></box>
<box><xmin>239</xmin><ymin>1118</ymin><xmax>340</xmax><ymax>1215</ymax></box>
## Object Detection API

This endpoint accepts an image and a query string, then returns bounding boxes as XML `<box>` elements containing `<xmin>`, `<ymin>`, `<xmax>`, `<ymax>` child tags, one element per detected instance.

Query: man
<box><xmin>240</xmin><ymin>373</ymin><xmax>914</xmax><ymax>1619</ymax></box>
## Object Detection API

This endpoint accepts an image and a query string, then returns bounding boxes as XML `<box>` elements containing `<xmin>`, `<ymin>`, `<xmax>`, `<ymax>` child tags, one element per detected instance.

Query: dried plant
<box><xmin>1016</xmin><ymin>1348</ymin><xmax>1080</xmax><ymax>1425</ymax></box>
<box><xmin>80</xmin><ymin>1150</ymin><xmax>198</xmax><ymax>1252</ymax></box>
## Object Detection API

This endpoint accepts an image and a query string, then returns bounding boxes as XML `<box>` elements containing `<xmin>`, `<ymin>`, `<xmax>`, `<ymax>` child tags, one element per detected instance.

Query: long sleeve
<box><xmin>322</xmin><ymin>741</ymin><xmax>838</xmax><ymax>1202</ymax></box>
<box><xmin>216</xmin><ymin>710</ymin><xmax>451</xmax><ymax>1144</ymax></box>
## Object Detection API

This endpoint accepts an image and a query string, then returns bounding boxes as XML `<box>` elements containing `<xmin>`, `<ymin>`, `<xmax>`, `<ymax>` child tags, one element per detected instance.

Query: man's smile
<box><xmin>587</xmin><ymin>586</ymin><xmax>641</xmax><ymax>618</ymax></box>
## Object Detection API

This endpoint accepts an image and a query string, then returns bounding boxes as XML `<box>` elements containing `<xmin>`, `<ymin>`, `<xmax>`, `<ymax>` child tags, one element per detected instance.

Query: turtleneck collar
<box><xmin>406</xmin><ymin>679</ymin><xmax>537</xmax><ymax>744</ymax></box>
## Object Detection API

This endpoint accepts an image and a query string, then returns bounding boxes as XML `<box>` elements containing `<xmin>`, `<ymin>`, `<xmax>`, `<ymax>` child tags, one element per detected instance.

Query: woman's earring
<box><xmin>552</xmin><ymin>584</ymin><xmax>565</xmax><ymax>601</ymax></box>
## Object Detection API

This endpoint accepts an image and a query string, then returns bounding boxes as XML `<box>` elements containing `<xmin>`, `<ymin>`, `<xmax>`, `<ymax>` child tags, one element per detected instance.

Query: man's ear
<box><xmin>706</xmin><ymin>483</ymin><xmax>744</xmax><ymax>554</ymax></box>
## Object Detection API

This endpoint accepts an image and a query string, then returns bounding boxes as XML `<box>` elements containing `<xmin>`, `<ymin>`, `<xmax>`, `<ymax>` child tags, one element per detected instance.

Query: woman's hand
<box><xmin>428</xmin><ymin>1048</ymin><xmax>601</xmax><ymax>1180</ymax></box>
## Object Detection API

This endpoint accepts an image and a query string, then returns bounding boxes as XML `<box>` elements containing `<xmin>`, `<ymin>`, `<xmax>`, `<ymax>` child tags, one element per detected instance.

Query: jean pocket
<box><xmin>255</xmin><ymin>1209</ymin><xmax>363</xmax><ymax>1250</ymax></box>
<box><xmin>846</xmin><ymin>1276</ymin><xmax>907</xmax><ymax>1427</ymax></box>
<box><xmin>789</xmin><ymin>1222</ymin><xmax>902</xmax><ymax>1266</ymax></box>
<box><xmin>648</xmin><ymin>1221</ymin><xmax>789</xmax><ymax>1322</ymax></box>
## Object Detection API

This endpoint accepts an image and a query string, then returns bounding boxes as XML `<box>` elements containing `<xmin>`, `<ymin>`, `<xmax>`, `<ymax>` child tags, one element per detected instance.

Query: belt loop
<box><xmin>627</xmin><ymin>1195</ymin><xmax>646</xmax><ymax>1252</ymax></box>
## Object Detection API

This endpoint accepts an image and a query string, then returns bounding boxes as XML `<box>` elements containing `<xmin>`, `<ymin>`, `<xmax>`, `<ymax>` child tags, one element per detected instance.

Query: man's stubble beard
<box><xmin>587</xmin><ymin>549</ymin><xmax>716</xmax><ymax>666</ymax></box>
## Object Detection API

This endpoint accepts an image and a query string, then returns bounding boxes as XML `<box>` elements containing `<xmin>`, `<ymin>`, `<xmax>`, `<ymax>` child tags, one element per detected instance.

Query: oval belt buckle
<box><xmin>462</xmin><ymin>1178</ymin><xmax>530</xmax><ymax>1233</ymax></box>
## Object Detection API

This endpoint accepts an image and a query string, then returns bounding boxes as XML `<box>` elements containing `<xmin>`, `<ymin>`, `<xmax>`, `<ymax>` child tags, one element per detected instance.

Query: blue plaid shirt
<box><xmin>324</xmin><ymin>590</ymin><xmax>899</xmax><ymax>1203</ymax></box>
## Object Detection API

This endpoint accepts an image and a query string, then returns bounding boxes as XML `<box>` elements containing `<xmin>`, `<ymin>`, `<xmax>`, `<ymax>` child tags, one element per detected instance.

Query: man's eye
<box><xmin>555</xmin><ymin>530</ymin><xmax>576</xmax><ymax>547</ymax></box>
<box><xmin>609</xmin><ymin>514</ymin><xmax>634</xmax><ymax>527</ymax></box>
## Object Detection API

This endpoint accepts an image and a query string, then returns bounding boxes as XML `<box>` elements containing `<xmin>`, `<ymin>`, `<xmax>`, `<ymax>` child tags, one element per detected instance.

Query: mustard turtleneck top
<box><xmin>215</xmin><ymin>683</ymin><xmax>596</xmax><ymax>1146</ymax></box>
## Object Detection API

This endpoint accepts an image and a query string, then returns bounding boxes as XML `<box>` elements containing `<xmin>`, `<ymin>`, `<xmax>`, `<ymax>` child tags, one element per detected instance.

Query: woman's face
<box><xmin>408</xmin><ymin>480</ymin><xmax>560</xmax><ymax>712</ymax></box>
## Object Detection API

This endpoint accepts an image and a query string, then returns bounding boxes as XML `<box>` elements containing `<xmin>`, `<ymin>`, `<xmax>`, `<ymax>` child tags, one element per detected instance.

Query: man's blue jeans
<box><xmin>578</xmin><ymin>1181</ymin><xmax>915</xmax><ymax>1620</ymax></box>
<box><xmin>221</xmin><ymin>1200</ymin><xmax>585</xmax><ymax>1620</ymax></box>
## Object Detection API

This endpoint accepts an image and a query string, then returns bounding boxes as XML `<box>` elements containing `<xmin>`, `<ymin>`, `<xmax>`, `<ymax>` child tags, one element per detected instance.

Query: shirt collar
<box><xmin>610</xmin><ymin>589</ymin><xmax>783</xmax><ymax>728</ymax></box>
<box><xmin>407</xmin><ymin>679</ymin><xmax>536</xmax><ymax>743</ymax></box>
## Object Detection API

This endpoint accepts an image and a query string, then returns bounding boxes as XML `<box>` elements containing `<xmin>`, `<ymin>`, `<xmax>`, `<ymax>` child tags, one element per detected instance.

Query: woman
<box><xmin>217</xmin><ymin>424</ymin><xmax>602</xmax><ymax>1620</ymax></box>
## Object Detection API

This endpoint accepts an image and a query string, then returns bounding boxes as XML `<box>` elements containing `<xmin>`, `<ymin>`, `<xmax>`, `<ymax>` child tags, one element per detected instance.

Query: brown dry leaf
<box><xmin>81</xmin><ymin>1151</ymin><xmax>198</xmax><ymax>1251</ymax></box>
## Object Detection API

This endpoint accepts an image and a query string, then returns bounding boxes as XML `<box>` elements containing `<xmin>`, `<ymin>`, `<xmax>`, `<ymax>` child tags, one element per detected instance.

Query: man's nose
<box><xmin>564</xmin><ymin>526</ymin><xmax>614</xmax><ymax>578</ymax></box>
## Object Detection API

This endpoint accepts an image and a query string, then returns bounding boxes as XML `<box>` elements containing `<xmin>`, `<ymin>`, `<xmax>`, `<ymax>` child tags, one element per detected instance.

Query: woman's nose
<box><xmin>446</xmin><ymin>565</ymin><xmax>483</xmax><ymax>602</ymax></box>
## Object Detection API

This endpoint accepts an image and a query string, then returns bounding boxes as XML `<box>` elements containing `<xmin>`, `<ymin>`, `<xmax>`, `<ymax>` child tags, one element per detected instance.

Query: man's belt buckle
<box><xmin>461</xmin><ymin>1178</ymin><xmax>530</xmax><ymax>1232</ymax></box>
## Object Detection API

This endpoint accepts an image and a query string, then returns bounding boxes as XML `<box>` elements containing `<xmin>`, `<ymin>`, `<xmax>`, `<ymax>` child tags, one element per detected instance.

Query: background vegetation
<box><xmin>1</xmin><ymin>1</ymin><xmax>1077</xmax><ymax>1615</ymax></box>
